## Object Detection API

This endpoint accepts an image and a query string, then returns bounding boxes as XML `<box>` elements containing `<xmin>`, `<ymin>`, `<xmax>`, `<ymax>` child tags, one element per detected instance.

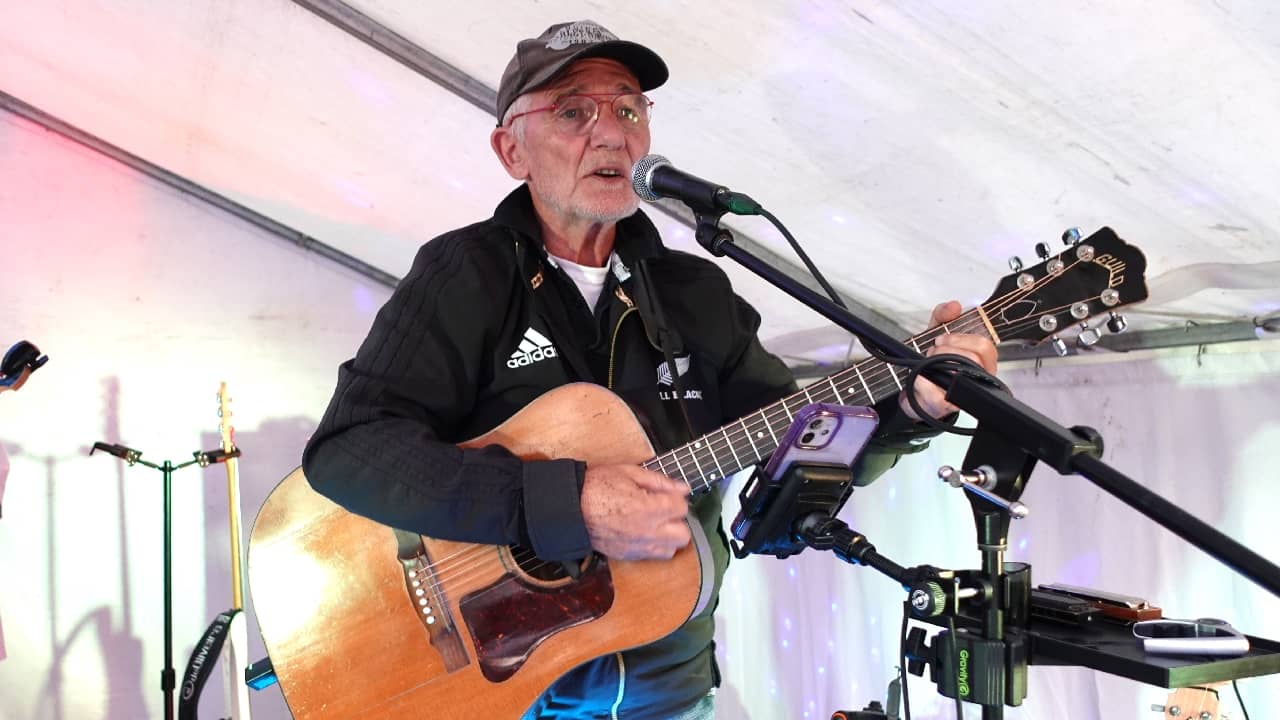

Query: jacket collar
<box><xmin>492</xmin><ymin>185</ymin><xmax>666</xmax><ymax>267</ymax></box>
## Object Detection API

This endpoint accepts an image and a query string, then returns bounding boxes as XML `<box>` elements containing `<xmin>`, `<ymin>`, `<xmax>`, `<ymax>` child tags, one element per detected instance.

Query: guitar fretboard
<box><xmin>641</xmin><ymin>309</ymin><xmax>995</xmax><ymax>493</ymax></box>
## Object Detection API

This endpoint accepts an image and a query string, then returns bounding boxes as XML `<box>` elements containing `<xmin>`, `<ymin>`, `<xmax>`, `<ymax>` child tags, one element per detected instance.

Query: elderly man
<box><xmin>303</xmin><ymin>19</ymin><xmax>996</xmax><ymax>719</ymax></box>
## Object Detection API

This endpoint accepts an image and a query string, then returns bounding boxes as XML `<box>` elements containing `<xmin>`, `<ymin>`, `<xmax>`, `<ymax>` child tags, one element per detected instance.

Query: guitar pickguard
<box><xmin>459</xmin><ymin>554</ymin><xmax>614</xmax><ymax>683</ymax></box>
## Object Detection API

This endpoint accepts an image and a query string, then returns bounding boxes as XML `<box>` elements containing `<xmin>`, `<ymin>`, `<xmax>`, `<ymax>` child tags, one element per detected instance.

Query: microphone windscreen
<box><xmin>630</xmin><ymin>154</ymin><xmax>670</xmax><ymax>202</ymax></box>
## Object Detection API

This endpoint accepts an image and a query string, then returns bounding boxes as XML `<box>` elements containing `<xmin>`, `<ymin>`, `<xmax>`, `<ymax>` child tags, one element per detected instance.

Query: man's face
<box><xmin>494</xmin><ymin>58</ymin><xmax>651</xmax><ymax>227</ymax></box>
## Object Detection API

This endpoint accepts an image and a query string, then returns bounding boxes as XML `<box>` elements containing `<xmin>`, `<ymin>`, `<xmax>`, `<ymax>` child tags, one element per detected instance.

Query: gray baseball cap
<box><xmin>495</xmin><ymin>20</ymin><xmax>668</xmax><ymax>125</ymax></box>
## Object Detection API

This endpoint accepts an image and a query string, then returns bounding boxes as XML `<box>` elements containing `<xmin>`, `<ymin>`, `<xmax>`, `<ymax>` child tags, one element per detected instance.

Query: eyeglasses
<box><xmin>507</xmin><ymin>93</ymin><xmax>654</xmax><ymax>136</ymax></box>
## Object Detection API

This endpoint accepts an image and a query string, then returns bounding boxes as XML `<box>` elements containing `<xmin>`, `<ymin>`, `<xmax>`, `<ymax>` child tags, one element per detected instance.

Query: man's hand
<box><xmin>899</xmin><ymin>300</ymin><xmax>999</xmax><ymax>422</ymax></box>
<box><xmin>580</xmin><ymin>464</ymin><xmax>692</xmax><ymax>560</ymax></box>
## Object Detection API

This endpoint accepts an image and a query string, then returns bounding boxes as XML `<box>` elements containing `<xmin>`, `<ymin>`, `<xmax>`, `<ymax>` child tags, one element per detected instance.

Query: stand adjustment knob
<box><xmin>938</xmin><ymin>465</ymin><xmax>1030</xmax><ymax>519</ymax></box>
<box><xmin>904</xmin><ymin>627</ymin><xmax>930</xmax><ymax>677</ymax></box>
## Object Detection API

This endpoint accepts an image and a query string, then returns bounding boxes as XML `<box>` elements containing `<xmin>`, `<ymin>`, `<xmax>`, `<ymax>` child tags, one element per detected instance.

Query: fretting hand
<box><xmin>899</xmin><ymin>300</ymin><xmax>999</xmax><ymax>422</ymax></box>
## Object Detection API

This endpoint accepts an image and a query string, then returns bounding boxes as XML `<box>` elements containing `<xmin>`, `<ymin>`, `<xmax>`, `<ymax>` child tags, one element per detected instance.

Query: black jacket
<box><xmin>303</xmin><ymin>186</ymin><xmax>936</xmax><ymax>719</ymax></box>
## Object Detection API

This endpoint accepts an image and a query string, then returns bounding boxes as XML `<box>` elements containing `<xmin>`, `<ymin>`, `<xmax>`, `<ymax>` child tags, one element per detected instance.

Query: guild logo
<box><xmin>507</xmin><ymin>328</ymin><xmax>559</xmax><ymax>369</ymax></box>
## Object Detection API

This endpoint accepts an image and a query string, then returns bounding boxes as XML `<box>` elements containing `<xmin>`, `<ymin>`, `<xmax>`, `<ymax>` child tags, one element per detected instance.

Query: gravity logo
<box><xmin>508</xmin><ymin>327</ymin><xmax>558</xmax><ymax>368</ymax></box>
<box><xmin>957</xmin><ymin>648</ymin><xmax>971</xmax><ymax>697</ymax></box>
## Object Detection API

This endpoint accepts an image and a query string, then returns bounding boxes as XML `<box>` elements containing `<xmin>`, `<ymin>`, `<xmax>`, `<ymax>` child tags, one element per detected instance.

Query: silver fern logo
<box><xmin>656</xmin><ymin>356</ymin><xmax>691</xmax><ymax>386</ymax></box>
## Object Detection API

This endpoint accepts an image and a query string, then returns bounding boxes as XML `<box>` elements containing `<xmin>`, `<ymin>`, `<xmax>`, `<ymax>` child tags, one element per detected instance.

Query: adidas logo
<box><xmin>507</xmin><ymin>327</ymin><xmax>559</xmax><ymax>369</ymax></box>
<box><xmin>656</xmin><ymin>356</ymin><xmax>691</xmax><ymax>386</ymax></box>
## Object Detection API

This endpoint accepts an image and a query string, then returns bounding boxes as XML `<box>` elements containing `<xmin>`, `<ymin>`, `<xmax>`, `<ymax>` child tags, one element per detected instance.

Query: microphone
<box><xmin>631</xmin><ymin>154</ymin><xmax>763</xmax><ymax>216</ymax></box>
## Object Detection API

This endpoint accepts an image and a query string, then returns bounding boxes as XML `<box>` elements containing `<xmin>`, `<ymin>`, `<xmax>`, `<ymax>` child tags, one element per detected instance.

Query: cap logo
<box><xmin>545</xmin><ymin>21</ymin><xmax>618</xmax><ymax>50</ymax></box>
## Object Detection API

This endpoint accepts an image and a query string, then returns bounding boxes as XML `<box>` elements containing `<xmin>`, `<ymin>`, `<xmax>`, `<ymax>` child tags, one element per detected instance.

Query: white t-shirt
<box><xmin>548</xmin><ymin>253</ymin><xmax>611</xmax><ymax>310</ymax></box>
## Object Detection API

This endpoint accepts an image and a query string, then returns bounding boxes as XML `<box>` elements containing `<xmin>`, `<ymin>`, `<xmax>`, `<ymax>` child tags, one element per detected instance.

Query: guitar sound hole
<box><xmin>510</xmin><ymin>545</ymin><xmax>596</xmax><ymax>584</ymax></box>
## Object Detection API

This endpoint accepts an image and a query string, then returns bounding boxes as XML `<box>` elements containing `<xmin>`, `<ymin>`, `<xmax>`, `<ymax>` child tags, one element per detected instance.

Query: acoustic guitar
<box><xmin>249</xmin><ymin>229</ymin><xmax>1148</xmax><ymax>718</ymax></box>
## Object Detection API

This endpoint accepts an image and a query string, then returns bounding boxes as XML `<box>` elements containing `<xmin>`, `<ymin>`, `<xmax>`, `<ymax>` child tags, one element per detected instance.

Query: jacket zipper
<box><xmin>610</xmin><ymin>652</ymin><xmax>626</xmax><ymax>720</ymax></box>
<box><xmin>606</xmin><ymin>286</ymin><xmax>637</xmax><ymax>390</ymax></box>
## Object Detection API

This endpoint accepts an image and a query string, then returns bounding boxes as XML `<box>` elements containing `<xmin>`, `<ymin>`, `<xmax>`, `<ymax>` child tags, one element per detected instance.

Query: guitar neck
<box><xmin>645</xmin><ymin>308</ymin><xmax>998</xmax><ymax>494</ymax></box>
<box><xmin>218</xmin><ymin>382</ymin><xmax>248</xmax><ymax>612</ymax></box>
<box><xmin>225</xmin><ymin>454</ymin><xmax>247</xmax><ymax>611</ymax></box>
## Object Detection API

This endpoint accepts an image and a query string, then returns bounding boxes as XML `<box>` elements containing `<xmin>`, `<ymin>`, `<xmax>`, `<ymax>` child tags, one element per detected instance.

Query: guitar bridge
<box><xmin>395</xmin><ymin>529</ymin><xmax>469</xmax><ymax>672</ymax></box>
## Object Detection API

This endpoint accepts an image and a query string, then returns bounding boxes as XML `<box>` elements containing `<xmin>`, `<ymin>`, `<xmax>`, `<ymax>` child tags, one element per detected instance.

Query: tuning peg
<box><xmin>1050</xmin><ymin>336</ymin><xmax>1069</xmax><ymax>356</ymax></box>
<box><xmin>1035</xmin><ymin>242</ymin><xmax>1052</xmax><ymax>260</ymax></box>
<box><xmin>1008</xmin><ymin>256</ymin><xmax>1024</xmax><ymax>272</ymax></box>
<box><xmin>1106</xmin><ymin>312</ymin><xmax>1128</xmax><ymax>334</ymax></box>
<box><xmin>1062</xmin><ymin>227</ymin><xmax>1082</xmax><ymax>245</ymax></box>
<box><xmin>1077</xmin><ymin>324</ymin><xmax>1102</xmax><ymax>347</ymax></box>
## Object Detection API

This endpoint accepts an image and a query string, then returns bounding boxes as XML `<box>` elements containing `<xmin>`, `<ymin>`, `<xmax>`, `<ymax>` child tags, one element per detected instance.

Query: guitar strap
<box><xmin>629</xmin><ymin>259</ymin><xmax>697</xmax><ymax>440</ymax></box>
<box><xmin>178</xmin><ymin>608</ymin><xmax>240</xmax><ymax>720</ymax></box>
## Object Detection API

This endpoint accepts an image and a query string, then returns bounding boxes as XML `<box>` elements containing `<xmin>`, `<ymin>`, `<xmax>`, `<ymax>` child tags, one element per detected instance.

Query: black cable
<box><xmin>944</xmin><ymin>615</ymin><xmax>964</xmax><ymax>719</ymax></box>
<box><xmin>757</xmin><ymin>201</ymin><xmax>1010</xmax><ymax>442</ymax></box>
<box><xmin>899</xmin><ymin>601</ymin><xmax>912</xmax><ymax>720</ymax></box>
<box><xmin>902</xmin><ymin>354</ymin><xmax>1010</xmax><ymax>437</ymax></box>
<box><xmin>1233</xmin><ymin>679</ymin><xmax>1250</xmax><ymax>720</ymax></box>
<box><xmin>760</xmin><ymin>207</ymin><xmax>847</xmax><ymax>310</ymax></box>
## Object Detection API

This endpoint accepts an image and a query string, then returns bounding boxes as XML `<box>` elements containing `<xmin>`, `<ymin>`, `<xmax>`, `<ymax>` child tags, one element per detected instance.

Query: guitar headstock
<box><xmin>1156</xmin><ymin>686</ymin><xmax>1222</xmax><ymax>719</ymax></box>
<box><xmin>980</xmin><ymin>227</ymin><xmax>1148</xmax><ymax>354</ymax></box>
<box><xmin>217</xmin><ymin>382</ymin><xmax>236</xmax><ymax>453</ymax></box>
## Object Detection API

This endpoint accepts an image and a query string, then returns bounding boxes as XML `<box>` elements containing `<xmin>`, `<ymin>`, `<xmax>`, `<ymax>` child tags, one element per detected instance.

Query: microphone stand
<box><xmin>689</xmin><ymin>208</ymin><xmax>1280</xmax><ymax>718</ymax></box>
<box><xmin>89</xmin><ymin>442</ymin><xmax>241</xmax><ymax>720</ymax></box>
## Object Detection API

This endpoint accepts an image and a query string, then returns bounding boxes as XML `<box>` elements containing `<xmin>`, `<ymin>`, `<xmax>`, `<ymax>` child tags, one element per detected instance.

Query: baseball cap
<box><xmin>495</xmin><ymin>20</ymin><xmax>668</xmax><ymax>125</ymax></box>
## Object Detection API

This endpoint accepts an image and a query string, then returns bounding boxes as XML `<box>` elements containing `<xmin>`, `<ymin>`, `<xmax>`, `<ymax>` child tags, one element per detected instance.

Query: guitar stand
<box><xmin>89</xmin><ymin>441</ymin><xmax>240</xmax><ymax>720</ymax></box>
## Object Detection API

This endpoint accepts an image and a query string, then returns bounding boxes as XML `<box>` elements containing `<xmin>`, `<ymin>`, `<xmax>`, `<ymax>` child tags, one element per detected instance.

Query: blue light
<box><xmin>1018</xmin><ymin>537</ymin><xmax>1029</xmax><ymax>551</ymax></box>
<box><xmin>831</xmin><ymin>602</ymin><xmax>839</xmax><ymax>613</ymax></box>
<box><xmin>789</xmin><ymin>566</ymin><xmax>797</xmax><ymax>578</ymax></box>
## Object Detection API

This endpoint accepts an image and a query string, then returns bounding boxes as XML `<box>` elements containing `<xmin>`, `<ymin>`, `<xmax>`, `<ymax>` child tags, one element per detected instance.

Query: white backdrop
<box><xmin>3</xmin><ymin>102</ymin><xmax>1279</xmax><ymax>719</ymax></box>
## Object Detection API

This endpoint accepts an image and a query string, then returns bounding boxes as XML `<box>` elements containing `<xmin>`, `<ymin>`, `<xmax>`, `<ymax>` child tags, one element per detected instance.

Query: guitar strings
<box><xmin>414</xmin><ymin>257</ymin><xmax>1116</xmax><ymax>587</ymax></box>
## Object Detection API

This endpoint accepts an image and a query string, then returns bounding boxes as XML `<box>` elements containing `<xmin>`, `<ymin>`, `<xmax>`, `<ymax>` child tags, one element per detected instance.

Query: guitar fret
<box><xmin>762</xmin><ymin>410</ymin><xmax>779</xmax><ymax>446</ymax></box>
<box><xmin>669</xmin><ymin>451</ymin><xmax>690</xmax><ymax>486</ymax></box>
<box><xmin>781</xmin><ymin>401</ymin><xmax>794</xmax><ymax>422</ymax></box>
<box><xmin>697</xmin><ymin>437</ymin><xmax>726</xmax><ymax>481</ymax></box>
<box><xmin>827</xmin><ymin>376</ymin><xmax>841</xmax><ymax>402</ymax></box>
<box><xmin>853</xmin><ymin>365</ymin><xmax>873</xmax><ymax>402</ymax></box>
<box><xmin>684</xmin><ymin>443</ymin><xmax>707</xmax><ymax>486</ymax></box>
<box><xmin>740</xmin><ymin>417</ymin><xmax>761</xmax><ymax>459</ymax></box>
<box><xmin>889</xmin><ymin>364</ymin><xmax>903</xmax><ymax>390</ymax></box>
<box><xmin>723</xmin><ymin>427</ymin><xmax>742</xmax><ymax>469</ymax></box>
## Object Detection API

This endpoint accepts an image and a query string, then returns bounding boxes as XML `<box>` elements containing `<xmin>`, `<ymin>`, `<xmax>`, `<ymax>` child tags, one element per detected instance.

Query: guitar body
<box><xmin>248</xmin><ymin>384</ymin><xmax>715</xmax><ymax>719</ymax></box>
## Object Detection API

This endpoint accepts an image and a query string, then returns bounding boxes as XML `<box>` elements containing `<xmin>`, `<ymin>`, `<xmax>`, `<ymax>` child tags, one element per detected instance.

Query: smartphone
<box><xmin>731</xmin><ymin>403</ymin><xmax>879</xmax><ymax>547</ymax></box>
<box><xmin>1132</xmin><ymin>618</ymin><xmax>1250</xmax><ymax>657</ymax></box>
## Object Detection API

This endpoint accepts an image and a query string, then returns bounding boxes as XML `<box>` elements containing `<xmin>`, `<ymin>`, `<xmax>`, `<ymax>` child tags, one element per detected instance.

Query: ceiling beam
<box><xmin>292</xmin><ymin>0</ymin><xmax>912</xmax><ymax>340</ymax></box>
<box><xmin>788</xmin><ymin>316</ymin><xmax>1280</xmax><ymax>378</ymax></box>
<box><xmin>0</xmin><ymin>90</ymin><xmax>399</xmax><ymax>289</ymax></box>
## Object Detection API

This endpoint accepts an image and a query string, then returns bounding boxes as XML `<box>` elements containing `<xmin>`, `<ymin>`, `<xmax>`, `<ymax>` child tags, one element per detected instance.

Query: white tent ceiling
<box><xmin>3</xmin><ymin>0</ymin><xmax>1277</xmax><ymax>364</ymax></box>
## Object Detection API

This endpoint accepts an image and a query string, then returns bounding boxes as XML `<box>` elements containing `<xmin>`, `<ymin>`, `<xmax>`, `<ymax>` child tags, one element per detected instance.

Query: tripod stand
<box><xmin>89</xmin><ymin>441</ymin><xmax>239</xmax><ymax>720</ymax></box>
